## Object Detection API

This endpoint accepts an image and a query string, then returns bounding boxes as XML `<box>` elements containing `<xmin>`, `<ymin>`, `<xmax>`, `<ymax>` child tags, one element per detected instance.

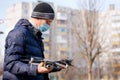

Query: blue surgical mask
<box><xmin>38</xmin><ymin>23</ymin><xmax>49</xmax><ymax>32</ymax></box>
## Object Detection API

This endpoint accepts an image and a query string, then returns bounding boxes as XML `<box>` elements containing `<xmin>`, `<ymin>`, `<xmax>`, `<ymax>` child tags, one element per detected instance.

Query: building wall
<box><xmin>110</xmin><ymin>12</ymin><xmax>120</xmax><ymax>77</ymax></box>
<box><xmin>50</xmin><ymin>7</ymin><xmax>73</xmax><ymax>60</ymax></box>
<box><xmin>100</xmin><ymin>5</ymin><xmax>120</xmax><ymax>78</ymax></box>
<box><xmin>5</xmin><ymin>2</ymin><xmax>35</xmax><ymax>32</ymax></box>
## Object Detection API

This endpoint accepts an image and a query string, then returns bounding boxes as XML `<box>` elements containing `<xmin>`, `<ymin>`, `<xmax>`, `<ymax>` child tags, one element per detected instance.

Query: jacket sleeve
<box><xmin>4</xmin><ymin>29</ymin><xmax>38</xmax><ymax>76</ymax></box>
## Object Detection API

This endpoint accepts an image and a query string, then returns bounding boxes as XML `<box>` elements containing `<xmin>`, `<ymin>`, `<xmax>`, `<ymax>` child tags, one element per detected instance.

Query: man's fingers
<box><xmin>39</xmin><ymin>62</ymin><xmax>44</xmax><ymax>66</ymax></box>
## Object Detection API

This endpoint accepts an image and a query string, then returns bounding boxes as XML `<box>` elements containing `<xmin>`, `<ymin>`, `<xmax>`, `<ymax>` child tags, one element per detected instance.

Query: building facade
<box><xmin>99</xmin><ymin>4</ymin><xmax>120</xmax><ymax>79</ymax></box>
<box><xmin>5</xmin><ymin>2</ymin><xmax>35</xmax><ymax>32</ymax></box>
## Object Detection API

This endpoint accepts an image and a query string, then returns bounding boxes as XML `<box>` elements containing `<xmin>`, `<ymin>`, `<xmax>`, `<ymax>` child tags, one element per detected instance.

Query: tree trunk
<box><xmin>88</xmin><ymin>61</ymin><xmax>92</xmax><ymax>80</ymax></box>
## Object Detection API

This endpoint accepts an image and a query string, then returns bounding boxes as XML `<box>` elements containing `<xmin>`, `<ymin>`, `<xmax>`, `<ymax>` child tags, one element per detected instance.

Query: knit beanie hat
<box><xmin>31</xmin><ymin>2</ymin><xmax>55</xmax><ymax>20</ymax></box>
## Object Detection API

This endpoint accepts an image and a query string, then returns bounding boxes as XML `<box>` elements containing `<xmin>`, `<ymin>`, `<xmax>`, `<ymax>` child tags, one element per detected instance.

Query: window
<box><xmin>57</xmin><ymin>27</ymin><xmax>67</xmax><ymax>32</ymax></box>
<box><xmin>57</xmin><ymin>20</ymin><xmax>67</xmax><ymax>24</ymax></box>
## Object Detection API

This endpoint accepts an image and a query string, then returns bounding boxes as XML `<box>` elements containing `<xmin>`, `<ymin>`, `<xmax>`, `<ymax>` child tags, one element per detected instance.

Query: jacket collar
<box><xmin>15</xmin><ymin>19</ymin><xmax>42</xmax><ymax>37</ymax></box>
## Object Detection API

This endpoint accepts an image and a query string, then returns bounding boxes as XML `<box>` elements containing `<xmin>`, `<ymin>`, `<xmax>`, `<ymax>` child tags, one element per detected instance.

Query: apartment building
<box><xmin>100</xmin><ymin>4</ymin><xmax>120</xmax><ymax>79</ymax></box>
<box><xmin>49</xmin><ymin>6</ymin><xmax>71</xmax><ymax>60</ymax></box>
<box><xmin>5</xmin><ymin>2</ymin><xmax>36</xmax><ymax>32</ymax></box>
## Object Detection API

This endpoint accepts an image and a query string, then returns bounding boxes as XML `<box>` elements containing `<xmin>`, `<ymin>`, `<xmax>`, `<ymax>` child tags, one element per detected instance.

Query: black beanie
<box><xmin>31</xmin><ymin>2</ymin><xmax>55</xmax><ymax>20</ymax></box>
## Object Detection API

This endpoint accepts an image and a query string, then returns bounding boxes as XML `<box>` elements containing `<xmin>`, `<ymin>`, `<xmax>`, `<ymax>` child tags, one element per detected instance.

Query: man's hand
<box><xmin>37</xmin><ymin>62</ymin><xmax>52</xmax><ymax>73</ymax></box>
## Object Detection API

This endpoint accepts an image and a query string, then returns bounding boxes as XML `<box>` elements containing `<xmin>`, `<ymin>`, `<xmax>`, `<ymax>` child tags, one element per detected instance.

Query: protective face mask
<box><xmin>38</xmin><ymin>23</ymin><xmax>49</xmax><ymax>32</ymax></box>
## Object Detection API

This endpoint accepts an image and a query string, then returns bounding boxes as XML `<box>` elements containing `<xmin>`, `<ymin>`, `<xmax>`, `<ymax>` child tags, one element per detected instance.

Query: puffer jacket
<box><xmin>3</xmin><ymin>19</ymin><xmax>49</xmax><ymax>80</ymax></box>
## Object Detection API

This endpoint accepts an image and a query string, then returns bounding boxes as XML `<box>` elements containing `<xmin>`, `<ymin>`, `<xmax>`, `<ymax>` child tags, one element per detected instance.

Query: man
<box><xmin>3</xmin><ymin>2</ymin><xmax>62</xmax><ymax>80</ymax></box>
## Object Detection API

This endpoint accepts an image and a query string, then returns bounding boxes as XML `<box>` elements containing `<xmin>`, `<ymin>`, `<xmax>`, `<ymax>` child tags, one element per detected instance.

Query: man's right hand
<box><xmin>37</xmin><ymin>62</ymin><xmax>52</xmax><ymax>73</ymax></box>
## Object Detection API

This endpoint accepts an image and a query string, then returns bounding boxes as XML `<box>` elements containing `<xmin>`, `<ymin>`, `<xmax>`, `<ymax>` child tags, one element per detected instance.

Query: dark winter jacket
<box><xmin>3</xmin><ymin>19</ymin><xmax>50</xmax><ymax>80</ymax></box>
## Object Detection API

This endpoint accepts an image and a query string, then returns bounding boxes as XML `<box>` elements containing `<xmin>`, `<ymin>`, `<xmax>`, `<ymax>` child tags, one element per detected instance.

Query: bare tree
<box><xmin>70</xmin><ymin>0</ymin><xmax>111</xmax><ymax>80</ymax></box>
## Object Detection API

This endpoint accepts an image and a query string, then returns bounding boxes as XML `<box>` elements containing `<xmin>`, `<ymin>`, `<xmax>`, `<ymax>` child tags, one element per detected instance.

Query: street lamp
<box><xmin>0</xmin><ymin>31</ymin><xmax>3</xmax><ymax>34</ymax></box>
